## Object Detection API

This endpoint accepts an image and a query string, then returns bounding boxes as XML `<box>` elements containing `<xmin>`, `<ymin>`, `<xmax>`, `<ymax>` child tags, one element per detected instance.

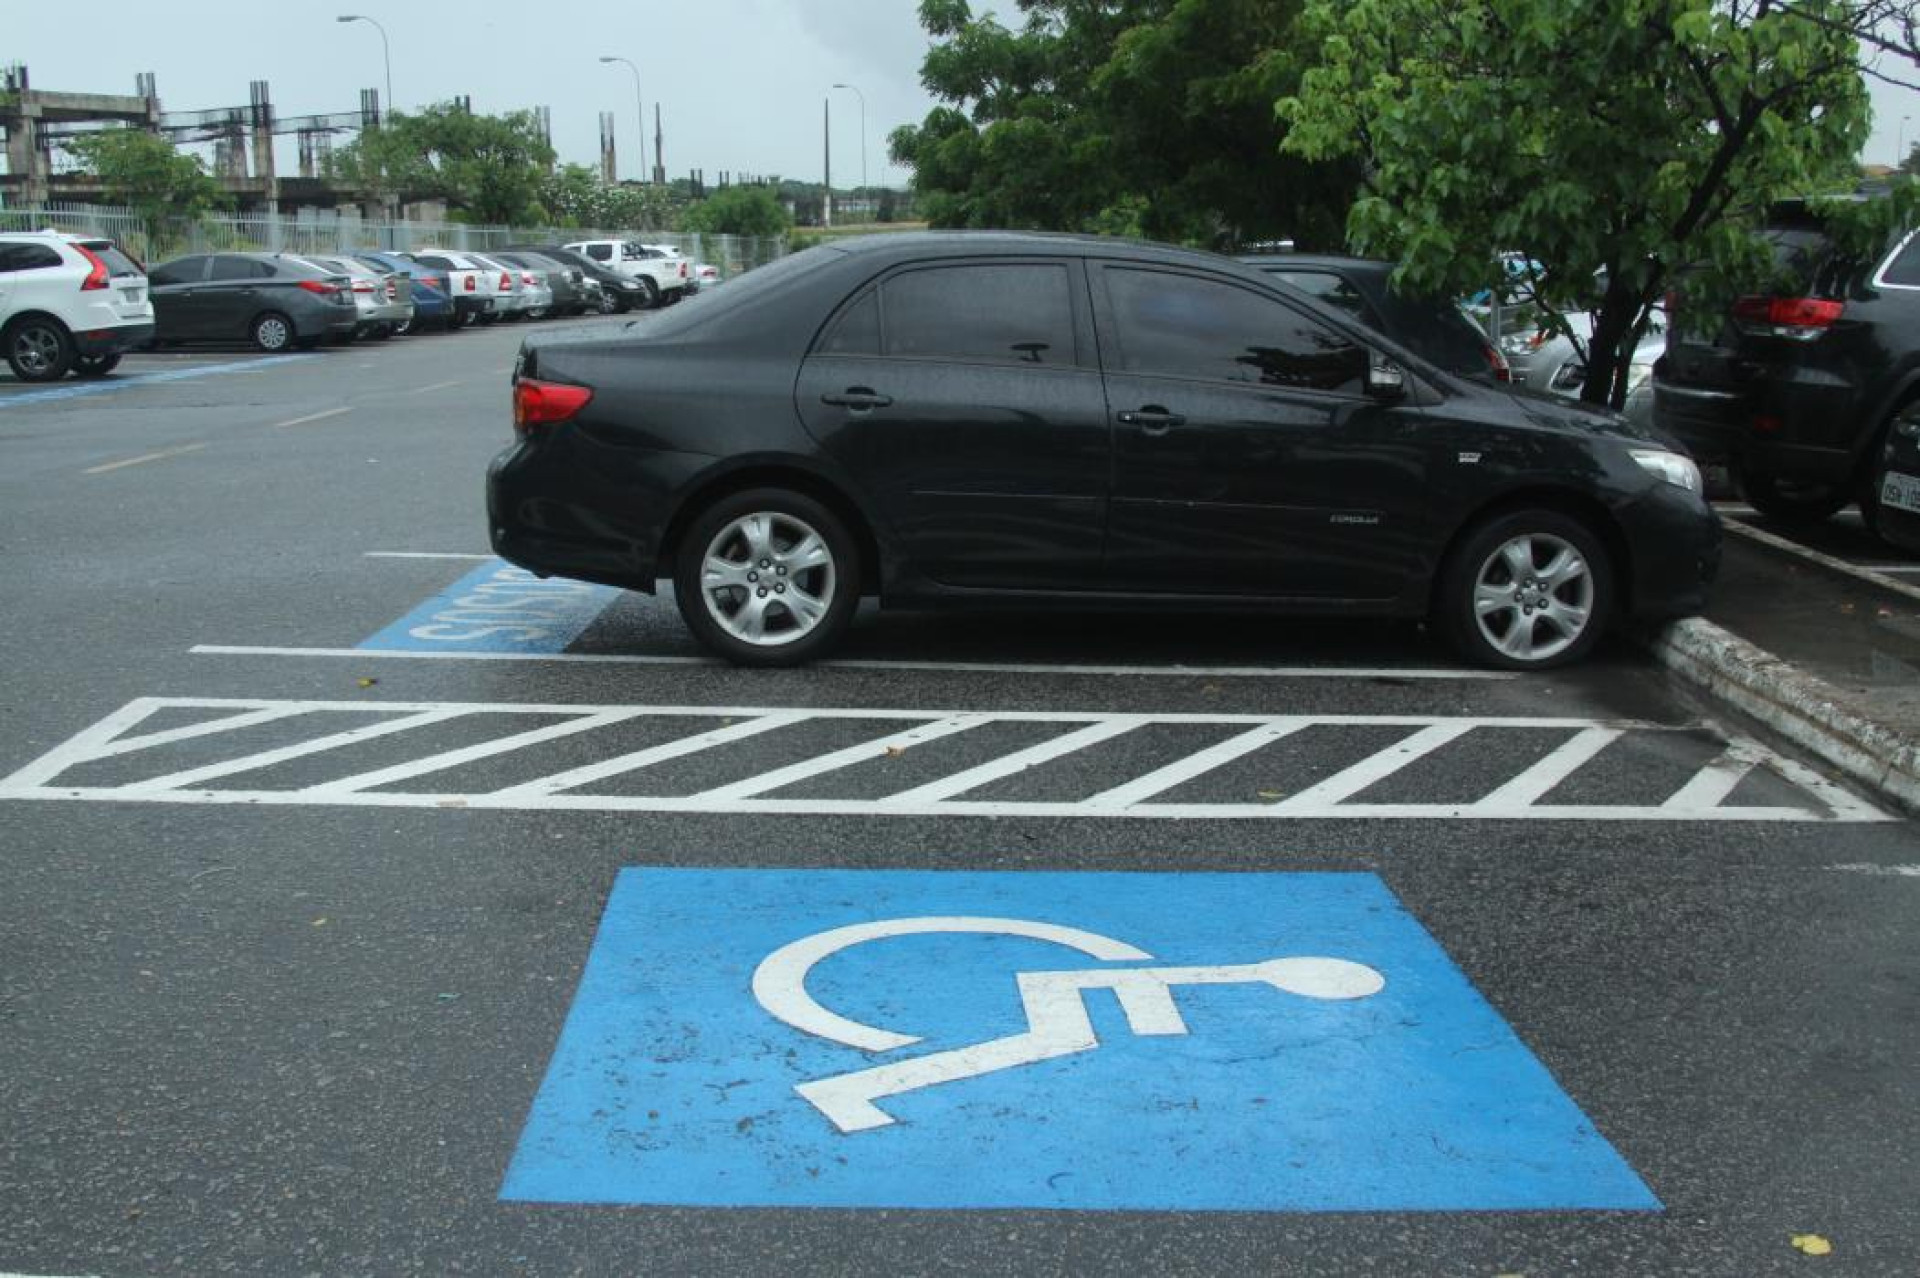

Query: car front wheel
<box><xmin>1436</xmin><ymin>510</ymin><xmax>1613</xmax><ymax>670</ymax></box>
<box><xmin>673</xmin><ymin>489</ymin><xmax>860</xmax><ymax>667</ymax></box>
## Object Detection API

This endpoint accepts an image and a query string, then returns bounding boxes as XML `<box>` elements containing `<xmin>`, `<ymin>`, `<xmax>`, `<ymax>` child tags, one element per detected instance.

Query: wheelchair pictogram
<box><xmin>751</xmin><ymin>916</ymin><xmax>1387</xmax><ymax>1133</ymax></box>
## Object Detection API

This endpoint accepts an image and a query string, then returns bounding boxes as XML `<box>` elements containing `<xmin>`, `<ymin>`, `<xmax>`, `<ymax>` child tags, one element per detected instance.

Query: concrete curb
<box><xmin>1637</xmin><ymin>616</ymin><xmax>1920</xmax><ymax>816</ymax></box>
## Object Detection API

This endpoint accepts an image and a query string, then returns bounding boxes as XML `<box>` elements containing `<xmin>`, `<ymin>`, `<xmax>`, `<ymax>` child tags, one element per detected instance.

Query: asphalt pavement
<box><xmin>2</xmin><ymin>327</ymin><xmax>1918</xmax><ymax>1276</ymax></box>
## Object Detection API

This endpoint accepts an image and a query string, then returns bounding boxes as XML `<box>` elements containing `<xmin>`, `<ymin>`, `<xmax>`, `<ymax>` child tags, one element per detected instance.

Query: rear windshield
<box><xmin>79</xmin><ymin>241</ymin><xmax>145</xmax><ymax>277</ymax></box>
<box><xmin>1375</xmin><ymin>295</ymin><xmax>1499</xmax><ymax>378</ymax></box>
<box><xmin>1762</xmin><ymin>227</ymin><xmax>1853</xmax><ymax>298</ymax></box>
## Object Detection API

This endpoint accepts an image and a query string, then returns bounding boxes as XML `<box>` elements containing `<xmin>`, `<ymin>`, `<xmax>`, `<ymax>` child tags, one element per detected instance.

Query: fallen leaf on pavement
<box><xmin>312</xmin><ymin>917</ymin><xmax>328</xmax><ymax>927</ymax></box>
<box><xmin>1790</xmin><ymin>1233</ymin><xmax>1833</xmax><ymax>1256</ymax></box>
<box><xmin>1257</xmin><ymin>790</ymin><xmax>1284</xmax><ymax>800</ymax></box>
<box><xmin>357</xmin><ymin>677</ymin><xmax>378</xmax><ymax>688</ymax></box>
<box><xmin>885</xmin><ymin>746</ymin><xmax>906</xmax><ymax>758</ymax></box>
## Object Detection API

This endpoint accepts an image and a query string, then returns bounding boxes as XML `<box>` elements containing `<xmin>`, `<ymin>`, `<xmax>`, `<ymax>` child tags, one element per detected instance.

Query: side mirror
<box><xmin>1366</xmin><ymin>358</ymin><xmax>1407</xmax><ymax>400</ymax></box>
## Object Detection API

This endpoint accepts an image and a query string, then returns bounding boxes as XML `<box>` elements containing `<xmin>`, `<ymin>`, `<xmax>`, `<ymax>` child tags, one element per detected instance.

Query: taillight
<box><xmin>679</xmin><ymin>262</ymin><xmax>688</xmax><ymax>278</ymax></box>
<box><xmin>352</xmin><ymin>280</ymin><xmax>375</xmax><ymax>294</ymax></box>
<box><xmin>500</xmin><ymin>272</ymin><xmax>513</xmax><ymax>290</ymax></box>
<box><xmin>521</xmin><ymin>272</ymin><xmax>536</xmax><ymax>286</ymax></box>
<box><xmin>464</xmin><ymin>275</ymin><xmax>477</xmax><ymax>292</ymax></box>
<box><xmin>76</xmin><ymin>244</ymin><xmax>110</xmax><ymax>291</ymax></box>
<box><xmin>296</xmin><ymin>279</ymin><xmax>336</xmax><ymax>294</ymax></box>
<box><xmin>418</xmin><ymin>276</ymin><xmax>442</xmax><ymax>288</ymax></box>
<box><xmin>513</xmin><ymin>378</ymin><xmax>593</xmax><ymax>437</ymax></box>
<box><xmin>1482</xmin><ymin>343</ymin><xmax>1513</xmax><ymax>382</ymax></box>
<box><xmin>1731</xmin><ymin>295</ymin><xmax>1843</xmax><ymax>341</ymax></box>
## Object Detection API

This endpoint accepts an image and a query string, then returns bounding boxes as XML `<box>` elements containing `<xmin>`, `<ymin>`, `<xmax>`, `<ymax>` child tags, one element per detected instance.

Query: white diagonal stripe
<box><xmin>300</xmin><ymin>708</ymin><xmax>647</xmax><ymax>795</ymax></box>
<box><xmin>1272</xmin><ymin>723</ymin><xmax>1477</xmax><ymax>810</ymax></box>
<box><xmin>693</xmin><ymin>715</ymin><xmax>987</xmax><ymax>801</ymax></box>
<box><xmin>881</xmin><ymin>719</ymin><xmax>1140</xmax><ymax>805</ymax></box>
<box><xmin>1475</xmin><ymin>727</ymin><xmax>1624</xmax><ymax>810</ymax></box>
<box><xmin>1083</xmin><ymin>721</ymin><xmax>1311</xmax><ymax>809</ymax></box>
<box><xmin>122</xmin><ymin>709</ymin><xmax>468</xmax><ymax>793</ymax></box>
<box><xmin>490</xmin><ymin>713</ymin><xmax>808</xmax><ymax>798</ymax></box>
<box><xmin>1662</xmin><ymin>739</ymin><xmax>1763</xmax><ymax>811</ymax></box>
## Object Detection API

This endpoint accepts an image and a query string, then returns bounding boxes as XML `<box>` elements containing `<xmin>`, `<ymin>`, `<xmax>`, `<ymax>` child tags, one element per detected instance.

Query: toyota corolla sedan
<box><xmin>488</xmin><ymin>232</ymin><xmax>1720</xmax><ymax>670</ymax></box>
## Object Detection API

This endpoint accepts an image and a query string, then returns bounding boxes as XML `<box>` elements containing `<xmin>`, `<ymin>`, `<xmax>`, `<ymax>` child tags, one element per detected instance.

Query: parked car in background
<box><xmin>492</xmin><ymin>251</ymin><xmax>585</xmax><ymax>316</ymax></box>
<box><xmin>492</xmin><ymin>233</ymin><xmax>1718</xmax><ymax>672</ymax></box>
<box><xmin>1510</xmin><ymin>310</ymin><xmax>1667</xmax><ymax>427</ymax></box>
<box><xmin>0</xmin><ymin>230</ymin><xmax>153</xmax><ymax>381</ymax></box>
<box><xmin>507</xmin><ymin>244</ymin><xmax>651</xmax><ymax>313</ymax></box>
<box><xmin>1238</xmin><ymin>254</ymin><xmax>1512</xmax><ymax>383</ymax></box>
<box><xmin>560</xmin><ymin>239</ymin><xmax>677</xmax><ymax>308</ymax></box>
<box><xmin>468</xmin><ymin>253</ymin><xmax>544</xmax><ymax>321</ymax></box>
<box><xmin>692</xmin><ymin>262</ymin><xmax>723</xmax><ymax>291</ymax></box>
<box><xmin>407</xmin><ymin>249</ymin><xmax>501</xmax><ymax>327</ymax></box>
<box><xmin>1655</xmin><ymin>197</ymin><xmax>1920</xmax><ymax>536</ymax></box>
<box><xmin>641</xmin><ymin>243</ymin><xmax>693</xmax><ymax>302</ymax></box>
<box><xmin>298</xmin><ymin>255</ymin><xmax>414</xmax><ymax>340</ymax></box>
<box><xmin>353</xmin><ymin>250</ymin><xmax>454</xmax><ymax>333</ymax></box>
<box><xmin>147</xmin><ymin>252</ymin><xmax>357</xmax><ymax>352</ymax></box>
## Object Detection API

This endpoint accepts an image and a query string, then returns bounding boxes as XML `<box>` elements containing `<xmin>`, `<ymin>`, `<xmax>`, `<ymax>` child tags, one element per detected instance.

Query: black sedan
<box><xmin>488</xmin><ymin>232</ymin><xmax>1720</xmax><ymax>670</ymax></box>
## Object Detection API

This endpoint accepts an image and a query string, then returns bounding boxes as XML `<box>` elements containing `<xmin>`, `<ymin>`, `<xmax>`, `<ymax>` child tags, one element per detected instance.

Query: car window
<box><xmin>148</xmin><ymin>256</ymin><xmax>208</xmax><ymax>286</ymax></box>
<box><xmin>80</xmin><ymin>242</ymin><xmax>145</xmax><ymax>276</ymax></box>
<box><xmin>880</xmin><ymin>264</ymin><xmax>1076</xmax><ymax>366</ymax></box>
<box><xmin>1270</xmin><ymin>270</ymin><xmax>1381</xmax><ymax>327</ymax></box>
<box><xmin>0</xmin><ymin>242</ymin><xmax>64</xmax><ymax>272</ymax></box>
<box><xmin>817</xmin><ymin>290</ymin><xmax>880</xmax><ymax>356</ymax></box>
<box><xmin>583</xmin><ymin>244</ymin><xmax>612</xmax><ymax>261</ymax></box>
<box><xmin>1104</xmin><ymin>267</ymin><xmax>1369</xmax><ymax>393</ymax></box>
<box><xmin>210</xmin><ymin>257</ymin><xmax>273</xmax><ymax>282</ymax></box>
<box><xmin>1880</xmin><ymin>232</ymin><xmax>1920</xmax><ymax>288</ymax></box>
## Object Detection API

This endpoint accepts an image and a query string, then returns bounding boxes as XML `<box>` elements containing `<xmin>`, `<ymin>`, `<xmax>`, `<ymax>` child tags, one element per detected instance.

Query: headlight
<box><xmin>1630</xmin><ymin>448</ymin><xmax>1702</xmax><ymax>493</ymax></box>
<box><xmin>1498</xmin><ymin>331</ymin><xmax>1536</xmax><ymax>356</ymax></box>
<box><xmin>1627</xmin><ymin>362</ymin><xmax>1655</xmax><ymax>392</ymax></box>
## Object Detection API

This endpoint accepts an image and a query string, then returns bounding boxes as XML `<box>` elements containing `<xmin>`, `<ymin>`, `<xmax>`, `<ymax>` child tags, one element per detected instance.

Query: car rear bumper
<box><xmin>72</xmin><ymin>322</ymin><xmax>154</xmax><ymax>356</ymax></box>
<box><xmin>1653</xmin><ymin>372</ymin><xmax>1861</xmax><ymax>480</ymax></box>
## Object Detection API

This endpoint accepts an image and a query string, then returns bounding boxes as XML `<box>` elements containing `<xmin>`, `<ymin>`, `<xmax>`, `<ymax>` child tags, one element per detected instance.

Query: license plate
<box><xmin>1883</xmin><ymin>470</ymin><xmax>1920</xmax><ymax>515</ymax></box>
<box><xmin>121</xmin><ymin>287</ymin><xmax>141</xmax><ymax>301</ymax></box>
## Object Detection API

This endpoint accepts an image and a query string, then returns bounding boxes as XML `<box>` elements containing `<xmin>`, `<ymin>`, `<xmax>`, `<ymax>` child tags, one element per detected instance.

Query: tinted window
<box><xmin>148</xmin><ymin>256</ymin><xmax>207</xmax><ymax>286</ymax></box>
<box><xmin>1881</xmin><ymin>232</ymin><xmax>1920</xmax><ymax>287</ymax></box>
<box><xmin>586</xmin><ymin>244</ymin><xmax>613</xmax><ymax>261</ymax></box>
<box><xmin>0</xmin><ymin>243</ymin><xmax>63</xmax><ymax>272</ymax></box>
<box><xmin>881</xmin><ymin>264</ymin><xmax>1075</xmax><ymax>366</ymax></box>
<box><xmin>1271</xmin><ymin>270</ymin><xmax>1379</xmax><ymax>325</ymax></box>
<box><xmin>1105</xmin><ymin>268</ymin><xmax>1368</xmax><ymax>393</ymax></box>
<box><xmin>80</xmin><ymin>241</ymin><xmax>144</xmax><ymax>276</ymax></box>
<box><xmin>817</xmin><ymin>290</ymin><xmax>880</xmax><ymax>355</ymax></box>
<box><xmin>210</xmin><ymin>256</ymin><xmax>273</xmax><ymax>281</ymax></box>
<box><xmin>417</xmin><ymin>255</ymin><xmax>456</xmax><ymax>271</ymax></box>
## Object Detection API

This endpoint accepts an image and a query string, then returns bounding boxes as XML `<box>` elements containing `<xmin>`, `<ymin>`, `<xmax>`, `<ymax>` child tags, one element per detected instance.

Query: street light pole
<box><xmin>831</xmin><ymin>82</ymin><xmax>867</xmax><ymax>196</ymax></box>
<box><xmin>599</xmin><ymin>56</ymin><xmax>645</xmax><ymax>184</ymax></box>
<box><xmin>336</xmin><ymin>15</ymin><xmax>393</xmax><ymax>119</ymax></box>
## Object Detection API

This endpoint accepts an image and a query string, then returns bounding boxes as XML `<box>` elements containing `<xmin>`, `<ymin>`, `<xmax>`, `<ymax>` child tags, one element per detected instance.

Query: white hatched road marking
<box><xmin>0</xmin><ymin>698</ymin><xmax>1889</xmax><ymax>822</ymax></box>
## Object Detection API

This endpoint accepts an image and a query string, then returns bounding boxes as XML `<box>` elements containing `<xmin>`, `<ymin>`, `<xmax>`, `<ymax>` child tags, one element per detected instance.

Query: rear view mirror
<box><xmin>1367</xmin><ymin>358</ymin><xmax>1407</xmax><ymax>400</ymax></box>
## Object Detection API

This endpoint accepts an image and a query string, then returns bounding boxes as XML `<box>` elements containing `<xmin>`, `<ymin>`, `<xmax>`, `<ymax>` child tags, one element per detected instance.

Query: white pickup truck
<box><xmin>560</xmin><ymin>239</ymin><xmax>688</xmax><ymax>307</ymax></box>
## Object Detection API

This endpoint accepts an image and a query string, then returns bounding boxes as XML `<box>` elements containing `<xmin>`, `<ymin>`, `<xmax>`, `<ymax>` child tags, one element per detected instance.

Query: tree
<box><xmin>888</xmin><ymin>0</ymin><xmax>1357</xmax><ymax>248</ymax></box>
<box><xmin>682</xmin><ymin>185</ymin><xmax>793</xmax><ymax>237</ymax></box>
<box><xmin>1280</xmin><ymin>0</ymin><xmax>1904</xmax><ymax>408</ymax></box>
<box><xmin>65</xmin><ymin>128</ymin><xmax>226</xmax><ymax>231</ymax></box>
<box><xmin>326</xmin><ymin>103</ymin><xmax>556</xmax><ymax>225</ymax></box>
<box><xmin>537</xmin><ymin>164</ymin><xmax>681</xmax><ymax>230</ymax></box>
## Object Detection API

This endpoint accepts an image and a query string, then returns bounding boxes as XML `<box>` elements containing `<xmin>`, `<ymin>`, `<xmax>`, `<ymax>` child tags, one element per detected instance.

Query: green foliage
<box><xmin>326</xmin><ymin>103</ymin><xmax>557</xmax><ymax>225</ymax></box>
<box><xmin>1279</xmin><ymin>0</ymin><xmax>1902</xmax><ymax>406</ymax></box>
<box><xmin>66</xmin><ymin>128</ymin><xmax>227</xmax><ymax>227</ymax></box>
<box><xmin>889</xmin><ymin>0</ymin><xmax>1357</xmax><ymax>248</ymax></box>
<box><xmin>537</xmin><ymin>164</ymin><xmax>682</xmax><ymax>229</ymax></box>
<box><xmin>683</xmin><ymin>185</ymin><xmax>793</xmax><ymax>237</ymax></box>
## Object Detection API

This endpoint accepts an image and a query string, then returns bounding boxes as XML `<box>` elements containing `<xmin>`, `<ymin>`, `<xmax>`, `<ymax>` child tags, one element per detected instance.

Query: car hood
<box><xmin>1498</xmin><ymin>386</ymin><xmax>1684</xmax><ymax>451</ymax></box>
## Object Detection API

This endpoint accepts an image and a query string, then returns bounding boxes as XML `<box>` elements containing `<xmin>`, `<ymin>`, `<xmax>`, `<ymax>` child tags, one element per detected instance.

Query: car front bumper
<box><xmin>1616</xmin><ymin>481</ymin><xmax>1722</xmax><ymax>619</ymax></box>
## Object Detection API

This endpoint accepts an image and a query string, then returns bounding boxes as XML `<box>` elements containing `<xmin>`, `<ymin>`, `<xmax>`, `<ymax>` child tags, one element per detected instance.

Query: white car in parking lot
<box><xmin>0</xmin><ymin>229</ymin><xmax>153</xmax><ymax>380</ymax></box>
<box><xmin>560</xmin><ymin>239</ymin><xmax>682</xmax><ymax>308</ymax></box>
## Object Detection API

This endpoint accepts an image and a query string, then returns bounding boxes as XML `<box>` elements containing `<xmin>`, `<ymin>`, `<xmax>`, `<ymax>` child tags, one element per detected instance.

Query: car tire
<box><xmin>638</xmin><ymin>278</ymin><xmax>661</xmax><ymax>309</ymax></box>
<box><xmin>1435</xmin><ymin>509</ymin><xmax>1614</xmax><ymax>671</ymax></box>
<box><xmin>1736</xmin><ymin>461</ymin><xmax>1850</xmax><ymax>524</ymax></box>
<box><xmin>391</xmin><ymin>316</ymin><xmax>413</xmax><ymax>337</ymax></box>
<box><xmin>599</xmin><ymin>293</ymin><xmax>622</xmax><ymax>315</ymax></box>
<box><xmin>250</xmin><ymin>312</ymin><xmax>296</xmax><ymax>353</ymax></box>
<box><xmin>673</xmin><ymin>488</ymin><xmax>861</xmax><ymax>667</ymax></box>
<box><xmin>5</xmin><ymin>316</ymin><xmax>76</xmax><ymax>383</ymax></box>
<box><xmin>72</xmin><ymin>352</ymin><xmax>122</xmax><ymax>377</ymax></box>
<box><xmin>371</xmin><ymin>324</ymin><xmax>395</xmax><ymax>341</ymax></box>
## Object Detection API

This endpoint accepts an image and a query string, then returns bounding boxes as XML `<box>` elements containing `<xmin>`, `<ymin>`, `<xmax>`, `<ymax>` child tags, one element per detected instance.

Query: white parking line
<box><xmin>82</xmin><ymin>442</ymin><xmax>207</xmax><ymax>475</ymax></box>
<box><xmin>274</xmin><ymin>407</ymin><xmax>354</xmax><ymax>429</ymax></box>
<box><xmin>0</xmin><ymin>697</ymin><xmax>1888</xmax><ymax>822</ymax></box>
<box><xmin>1827</xmin><ymin>863</ymin><xmax>1920</xmax><ymax>876</ymax></box>
<box><xmin>363</xmin><ymin>552</ymin><xmax>496</xmax><ymax>560</ymax></box>
<box><xmin>405</xmin><ymin>380</ymin><xmax>464</xmax><ymax>395</ymax></box>
<box><xmin>1722</xmin><ymin>519</ymin><xmax>1920</xmax><ymax>606</ymax></box>
<box><xmin>189</xmin><ymin>644</ymin><xmax>1514</xmax><ymax>681</ymax></box>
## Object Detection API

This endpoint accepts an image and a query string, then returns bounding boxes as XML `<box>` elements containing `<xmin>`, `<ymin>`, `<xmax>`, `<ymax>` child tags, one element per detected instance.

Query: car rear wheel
<box><xmin>637</xmin><ymin>278</ymin><xmax>661</xmax><ymax>309</ymax></box>
<box><xmin>73</xmin><ymin>352</ymin><xmax>122</xmax><ymax>377</ymax></box>
<box><xmin>251</xmin><ymin>312</ymin><xmax>295</xmax><ymax>352</ymax></box>
<box><xmin>1736</xmin><ymin>462</ymin><xmax>1850</xmax><ymax>523</ymax></box>
<box><xmin>5</xmin><ymin>317</ymin><xmax>75</xmax><ymax>382</ymax></box>
<box><xmin>1436</xmin><ymin>510</ymin><xmax>1613</xmax><ymax>670</ymax></box>
<box><xmin>673</xmin><ymin>489</ymin><xmax>860</xmax><ymax>667</ymax></box>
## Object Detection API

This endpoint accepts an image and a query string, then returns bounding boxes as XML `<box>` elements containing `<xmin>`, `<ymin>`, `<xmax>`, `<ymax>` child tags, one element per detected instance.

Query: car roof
<box><xmin>1236</xmin><ymin>253</ymin><xmax>1395</xmax><ymax>279</ymax></box>
<box><xmin>826</xmin><ymin>230</ymin><xmax>1242</xmax><ymax>270</ymax></box>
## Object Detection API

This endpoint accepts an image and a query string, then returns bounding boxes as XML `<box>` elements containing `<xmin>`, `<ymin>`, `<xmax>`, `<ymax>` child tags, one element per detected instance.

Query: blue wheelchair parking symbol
<box><xmin>502</xmin><ymin>868</ymin><xmax>1658</xmax><ymax>1212</ymax></box>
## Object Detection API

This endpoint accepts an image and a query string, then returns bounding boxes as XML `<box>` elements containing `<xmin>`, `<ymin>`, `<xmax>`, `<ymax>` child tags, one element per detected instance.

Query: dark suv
<box><xmin>1654</xmin><ymin>200</ymin><xmax>1920</xmax><ymax>537</ymax></box>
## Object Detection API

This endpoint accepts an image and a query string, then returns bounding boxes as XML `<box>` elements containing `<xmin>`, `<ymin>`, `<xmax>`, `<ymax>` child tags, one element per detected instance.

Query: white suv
<box><xmin>0</xmin><ymin>230</ymin><xmax>154</xmax><ymax>381</ymax></box>
<box><xmin>561</xmin><ymin>239</ymin><xmax>682</xmax><ymax>307</ymax></box>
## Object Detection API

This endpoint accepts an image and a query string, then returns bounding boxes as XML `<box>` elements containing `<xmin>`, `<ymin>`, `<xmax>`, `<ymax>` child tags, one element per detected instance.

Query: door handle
<box><xmin>822</xmin><ymin>387</ymin><xmax>894</xmax><ymax>411</ymax></box>
<box><xmin>1118</xmin><ymin>406</ymin><xmax>1186</xmax><ymax>434</ymax></box>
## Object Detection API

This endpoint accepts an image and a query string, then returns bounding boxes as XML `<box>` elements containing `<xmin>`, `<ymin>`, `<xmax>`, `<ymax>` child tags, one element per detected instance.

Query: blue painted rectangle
<box><xmin>0</xmin><ymin>354</ymin><xmax>313</xmax><ymax>409</ymax></box>
<box><xmin>503</xmin><ymin>869</ymin><xmax>1659</xmax><ymax>1212</ymax></box>
<box><xmin>359</xmin><ymin>559</ymin><xmax>619</xmax><ymax>653</ymax></box>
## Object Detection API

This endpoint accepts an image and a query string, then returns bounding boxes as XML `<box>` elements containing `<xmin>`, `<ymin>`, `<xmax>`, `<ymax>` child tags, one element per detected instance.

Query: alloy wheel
<box><xmin>1469</xmin><ymin>532</ymin><xmax>1594</xmax><ymax>664</ymax></box>
<box><xmin>697</xmin><ymin>511</ymin><xmax>837</xmax><ymax>647</ymax></box>
<box><xmin>13</xmin><ymin>325</ymin><xmax>61</xmax><ymax>377</ymax></box>
<box><xmin>255</xmin><ymin>316</ymin><xmax>291</xmax><ymax>351</ymax></box>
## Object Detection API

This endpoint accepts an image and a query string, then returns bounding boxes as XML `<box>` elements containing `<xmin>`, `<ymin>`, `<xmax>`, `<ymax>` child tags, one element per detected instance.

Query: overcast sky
<box><xmin>8</xmin><ymin>2</ymin><xmax>1920</xmax><ymax>189</ymax></box>
<box><xmin>6</xmin><ymin>0</ymin><xmax>943</xmax><ymax>187</ymax></box>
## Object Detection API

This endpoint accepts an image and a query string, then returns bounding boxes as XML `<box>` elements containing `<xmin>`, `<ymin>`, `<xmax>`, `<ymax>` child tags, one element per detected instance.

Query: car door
<box><xmin>794</xmin><ymin>258</ymin><xmax>1112</xmax><ymax>591</ymax></box>
<box><xmin>147</xmin><ymin>256</ymin><xmax>210</xmax><ymax>340</ymax></box>
<box><xmin>1093</xmin><ymin>263</ymin><xmax>1431</xmax><ymax>600</ymax></box>
<box><xmin>203</xmin><ymin>255</ymin><xmax>273</xmax><ymax>338</ymax></box>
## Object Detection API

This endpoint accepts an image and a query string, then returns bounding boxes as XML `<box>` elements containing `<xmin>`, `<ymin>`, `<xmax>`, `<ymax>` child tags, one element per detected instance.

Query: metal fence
<box><xmin>0</xmin><ymin>201</ymin><xmax>787</xmax><ymax>280</ymax></box>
